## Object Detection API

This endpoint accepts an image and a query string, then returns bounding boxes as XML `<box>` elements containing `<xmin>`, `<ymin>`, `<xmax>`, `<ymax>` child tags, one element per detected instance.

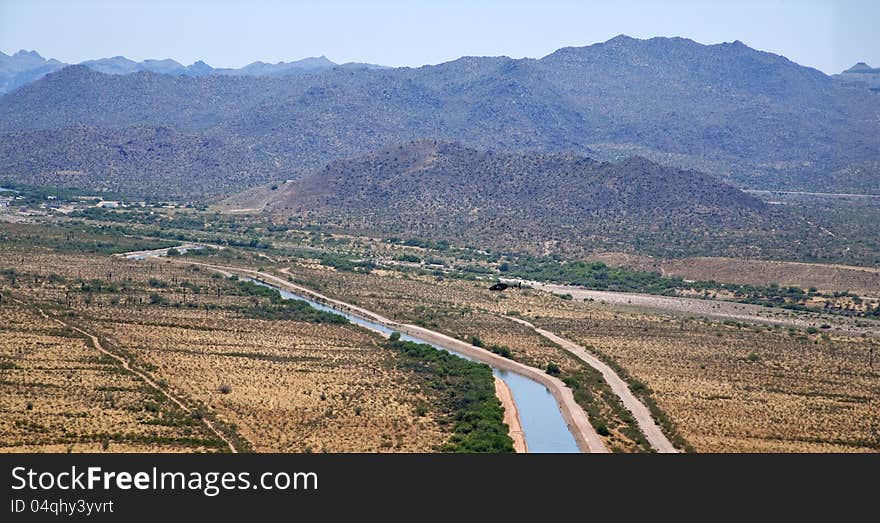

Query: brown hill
<box><xmin>262</xmin><ymin>141</ymin><xmax>810</xmax><ymax>257</ymax></box>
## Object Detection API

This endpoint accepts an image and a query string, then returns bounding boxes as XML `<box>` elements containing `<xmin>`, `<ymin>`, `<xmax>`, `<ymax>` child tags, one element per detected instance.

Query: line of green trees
<box><xmin>234</xmin><ymin>280</ymin><xmax>348</xmax><ymax>323</ymax></box>
<box><xmin>386</xmin><ymin>333</ymin><xmax>514</xmax><ymax>453</ymax></box>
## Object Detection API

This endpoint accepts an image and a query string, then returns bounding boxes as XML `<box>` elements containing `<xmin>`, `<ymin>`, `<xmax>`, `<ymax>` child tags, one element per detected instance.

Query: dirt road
<box><xmin>504</xmin><ymin>315</ymin><xmax>678</xmax><ymax>453</ymax></box>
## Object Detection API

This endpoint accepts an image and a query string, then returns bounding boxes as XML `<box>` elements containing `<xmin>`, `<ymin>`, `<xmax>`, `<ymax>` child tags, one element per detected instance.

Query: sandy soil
<box><xmin>659</xmin><ymin>257</ymin><xmax>880</xmax><ymax>297</ymax></box>
<box><xmin>114</xmin><ymin>243</ymin><xmax>213</xmax><ymax>259</ymax></box>
<box><xmin>494</xmin><ymin>377</ymin><xmax>526</xmax><ymax>453</ymax></box>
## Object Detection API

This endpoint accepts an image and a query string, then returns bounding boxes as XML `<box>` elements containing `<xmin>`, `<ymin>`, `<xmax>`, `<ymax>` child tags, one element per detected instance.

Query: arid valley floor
<box><xmin>2</xmin><ymin>210</ymin><xmax>877</xmax><ymax>453</ymax></box>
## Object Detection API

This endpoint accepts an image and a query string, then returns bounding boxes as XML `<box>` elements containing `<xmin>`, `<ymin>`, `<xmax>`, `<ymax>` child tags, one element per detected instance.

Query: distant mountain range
<box><xmin>833</xmin><ymin>62</ymin><xmax>880</xmax><ymax>90</ymax></box>
<box><xmin>0</xmin><ymin>49</ymin><xmax>386</xmax><ymax>93</ymax></box>
<box><xmin>1</xmin><ymin>35</ymin><xmax>878</xmax><ymax>198</ymax></box>
<box><xmin>0</xmin><ymin>50</ymin><xmax>65</xmax><ymax>94</ymax></box>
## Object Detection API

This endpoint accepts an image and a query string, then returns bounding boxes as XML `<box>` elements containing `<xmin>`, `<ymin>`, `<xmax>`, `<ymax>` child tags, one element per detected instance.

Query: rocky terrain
<box><xmin>257</xmin><ymin>140</ymin><xmax>846</xmax><ymax>259</ymax></box>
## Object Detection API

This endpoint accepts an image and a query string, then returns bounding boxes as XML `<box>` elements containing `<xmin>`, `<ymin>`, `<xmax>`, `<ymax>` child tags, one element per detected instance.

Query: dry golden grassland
<box><xmin>0</xmin><ymin>248</ymin><xmax>444</xmax><ymax>453</ymax></box>
<box><xmin>0</xmin><ymin>303</ymin><xmax>224</xmax><ymax>453</ymax></box>
<box><xmin>278</xmin><ymin>261</ymin><xmax>880</xmax><ymax>453</ymax></box>
<box><xmin>512</xmin><ymin>296</ymin><xmax>879</xmax><ymax>452</ymax></box>
<box><xmin>86</xmin><ymin>308</ymin><xmax>442</xmax><ymax>453</ymax></box>
<box><xmin>544</xmin><ymin>314</ymin><xmax>879</xmax><ymax>452</ymax></box>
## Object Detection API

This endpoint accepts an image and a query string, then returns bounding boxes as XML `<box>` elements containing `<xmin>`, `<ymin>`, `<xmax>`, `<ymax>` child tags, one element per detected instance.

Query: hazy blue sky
<box><xmin>1</xmin><ymin>0</ymin><xmax>876</xmax><ymax>74</ymax></box>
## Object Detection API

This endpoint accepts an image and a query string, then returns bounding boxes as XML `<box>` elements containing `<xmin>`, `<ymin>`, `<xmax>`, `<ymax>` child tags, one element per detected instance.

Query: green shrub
<box><xmin>147</xmin><ymin>278</ymin><xmax>168</xmax><ymax>288</ymax></box>
<box><xmin>395</xmin><ymin>254</ymin><xmax>421</xmax><ymax>263</ymax></box>
<box><xmin>488</xmin><ymin>344</ymin><xmax>512</xmax><ymax>358</ymax></box>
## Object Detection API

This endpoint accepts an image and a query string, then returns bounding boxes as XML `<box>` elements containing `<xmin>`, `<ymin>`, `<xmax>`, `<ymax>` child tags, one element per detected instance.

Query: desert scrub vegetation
<box><xmin>0</xmin><ymin>245</ymin><xmax>450</xmax><ymax>452</ymax></box>
<box><xmin>86</xmin><ymin>309</ymin><xmax>446</xmax><ymax>452</ymax></box>
<box><xmin>0</xmin><ymin>222</ymin><xmax>178</xmax><ymax>256</ymax></box>
<box><xmin>275</xmin><ymin>260</ymin><xmax>880</xmax><ymax>452</ymax></box>
<box><xmin>493</xmin><ymin>257</ymin><xmax>879</xmax><ymax>318</ymax></box>
<box><xmin>570</xmin><ymin>343</ymin><xmax>694</xmax><ymax>452</ymax></box>
<box><xmin>0</xmin><ymin>301</ymin><xmax>225</xmax><ymax>453</ymax></box>
<box><xmin>533</xmin><ymin>310</ymin><xmax>880</xmax><ymax>453</ymax></box>
<box><xmin>386</xmin><ymin>335</ymin><xmax>513</xmax><ymax>453</ymax></box>
<box><xmin>442</xmin><ymin>265</ymin><xmax>879</xmax><ymax>452</ymax></box>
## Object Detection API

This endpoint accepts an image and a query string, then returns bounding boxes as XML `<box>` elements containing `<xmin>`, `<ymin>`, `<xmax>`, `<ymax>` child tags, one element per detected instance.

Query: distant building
<box><xmin>95</xmin><ymin>200</ymin><xmax>120</xmax><ymax>208</ymax></box>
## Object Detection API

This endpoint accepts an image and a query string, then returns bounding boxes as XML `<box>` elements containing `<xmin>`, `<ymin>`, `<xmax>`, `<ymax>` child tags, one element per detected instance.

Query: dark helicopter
<box><xmin>489</xmin><ymin>281</ymin><xmax>521</xmax><ymax>291</ymax></box>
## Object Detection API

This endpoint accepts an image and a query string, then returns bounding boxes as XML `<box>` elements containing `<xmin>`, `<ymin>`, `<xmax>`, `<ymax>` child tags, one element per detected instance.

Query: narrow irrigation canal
<box><xmin>251</xmin><ymin>278</ymin><xmax>580</xmax><ymax>453</ymax></box>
